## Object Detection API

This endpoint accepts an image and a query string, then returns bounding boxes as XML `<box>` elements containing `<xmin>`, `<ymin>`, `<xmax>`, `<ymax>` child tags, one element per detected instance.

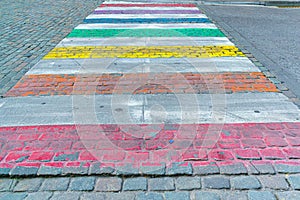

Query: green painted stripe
<box><xmin>67</xmin><ymin>28</ymin><xmax>225</xmax><ymax>38</ymax></box>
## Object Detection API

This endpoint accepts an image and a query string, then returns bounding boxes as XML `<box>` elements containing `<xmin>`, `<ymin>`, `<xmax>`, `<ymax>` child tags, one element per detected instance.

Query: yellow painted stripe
<box><xmin>43</xmin><ymin>46</ymin><xmax>244</xmax><ymax>59</ymax></box>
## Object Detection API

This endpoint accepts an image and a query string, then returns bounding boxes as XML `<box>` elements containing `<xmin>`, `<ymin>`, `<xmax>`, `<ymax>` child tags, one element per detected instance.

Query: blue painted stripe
<box><xmin>83</xmin><ymin>18</ymin><xmax>211</xmax><ymax>24</ymax></box>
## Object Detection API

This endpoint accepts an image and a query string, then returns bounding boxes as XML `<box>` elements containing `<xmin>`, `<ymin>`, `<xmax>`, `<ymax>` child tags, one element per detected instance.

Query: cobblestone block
<box><xmin>252</xmin><ymin>163</ymin><xmax>275</xmax><ymax>174</ymax></box>
<box><xmin>194</xmin><ymin>191</ymin><xmax>221</xmax><ymax>200</ymax></box>
<box><xmin>165</xmin><ymin>192</ymin><xmax>190</xmax><ymax>200</ymax></box>
<box><xmin>136</xmin><ymin>192</ymin><xmax>164</xmax><ymax>200</ymax></box>
<box><xmin>193</xmin><ymin>163</ymin><xmax>220</xmax><ymax>175</ymax></box>
<box><xmin>38</xmin><ymin>166</ymin><xmax>62</xmax><ymax>176</ymax></box>
<box><xmin>203</xmin><ymin>176</ymin><xmax>230</xmax><ymax>189</ymax></box>
<box><xmin>50</xmin><ymin>192</ymin><xmax>81</xmax><ymax>200</ymax></box>
<box><xmin>13</xmin><ymin>178</ymin><xmax>43</xmax><ymax>192</ymax></box>
<box><xmin>248</xmin><ymin>191</ymin><xmax>276</xmax><ymax>200</ymax></box>
<box><xmin>80</xmin><ymin>193</ymin><xmax>105</xmax><ymax>200</ymax></box>
<box><xmin>123</xmin><ymin>177</ymin><xmax>147</xmax><ymax>191</ymax></box>
<box><xmin>221</xmin><ymin>192</ymin><xmax>248</xmax><ymax>200</ymax></box>
<box><xmin>69</xmin><ymin>177</ymin><xmax>95</xmax><ymax>191</ymax></box>
<box><xmin>140</xmin><ymin>163</ymin><xmax>166</xmax><ymax>175</ymax></box>
<box><xmin>106</xmin><ymin>192</ymin><xmax>136</xmax><ymax>200</ymax></box>
<box><xmin>148</xmin><ymin>177</ymin><xmax>175</xmax><ymax>191</ymax></box>
<box><xmin>25</xmin><ymin>192</ymin><xmax>52</xmax><ymax>200</ymax></box>
<box><xmin>40</xmin><ymin>177</ymin><xmax>70</xmax><ymax>191</ymax></box>
<box><xmin>176</xmin><ymin>176</ymin><xmax>201</xmax><ymax>190</ymax></box>
<box><xmin>89</xmin><ymin>163</ymin><xmax>115</xmax><ymax>175</ymax></box>
<box><xmin>259</xmin><ymin>176</ymin><xmax>289</xmax><ymax>190</ymax></box>
<box><xmin>166</xmin><ymin>162</ymin><xmax>193</xmax><ymax>175</ymax></box>
<box><xmin>219</xmin><ymin>163</ymin><xmax>248</xmax><ymax>175</ymax></box>
<box><xmin>275</xmin><ymin>164</ymin><xmax>300</xmax><ymax>173</ymax></box>
<box><xmin>276</xmin><ymin>191</ymin><xmax>300</xmax><ymax>200</ymax></box>
<box><xmin>0</xmin><ymin>179</ymin><xmax>15</xmax><ymax>192</ymax></box>
<box><xmin>10</xmin><ymin>166</ymin><xmax>39</xmax><ymax>176</ymax></box>
<box><xmin>0</xmin><ymin>192</ymin><xmax>28</xmax><ymax>200</ymax></box>
<box><xmin>231</xmin><ymin>176</ymin><xmax>261</xmax><ymax>190</ymax></box>
<box><xmin>95</xmin><ymin>177</ymin><xmax>122</xmax><ymax>192</ymax></box>
<box><xmin>115</xmin><ymin>164</ymin><xmax>139</xmax><ymax>175</ymax></box>
<box><xmin>287</xmin><ymin>175</ymin><xmax>300</xmax><ymax>190</ymax></box>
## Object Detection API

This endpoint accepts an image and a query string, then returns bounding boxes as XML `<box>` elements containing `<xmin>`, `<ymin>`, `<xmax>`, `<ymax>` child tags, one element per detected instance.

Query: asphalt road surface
<box><xmin>200</xmin><ymin>5</ymin><xmax>300</xmax><ymax>100</ymax></box>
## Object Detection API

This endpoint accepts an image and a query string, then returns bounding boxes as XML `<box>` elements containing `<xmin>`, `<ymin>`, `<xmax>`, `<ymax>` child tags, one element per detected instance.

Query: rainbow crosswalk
<box><xmin>0</xmin><ymin>2</ymin><xmax>300</xmax><ymax>175</ymax></box>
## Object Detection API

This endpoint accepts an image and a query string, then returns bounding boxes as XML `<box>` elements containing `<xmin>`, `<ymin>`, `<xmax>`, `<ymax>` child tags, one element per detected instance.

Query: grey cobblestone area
<box><xmin>0</xmin><ymin>0</ymin><xmax>102</xmax><ymax>96</ymax></box>
<box><xmin>1</xmin><ymin>174</ymin><xmax>300</xmax><ymax>199</ymax></box>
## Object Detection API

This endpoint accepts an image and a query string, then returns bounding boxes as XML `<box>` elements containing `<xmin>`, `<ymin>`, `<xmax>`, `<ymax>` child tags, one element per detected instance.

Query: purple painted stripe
<box><xmin>93</xmin><ymin>10</ymin><xmax>201</xmax><ymax>14</ymax></box>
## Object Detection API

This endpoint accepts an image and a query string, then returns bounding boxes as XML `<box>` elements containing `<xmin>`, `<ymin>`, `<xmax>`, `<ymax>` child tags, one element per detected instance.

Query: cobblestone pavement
<box><xmin>1</xmin><ymin>1</ymin><xmax>300</xmax><ymax>200</ymax></box>
<box><xmin>0</xmin><ymin>0</ymin><xmax>102</xmax><ymax>96</ymax></box>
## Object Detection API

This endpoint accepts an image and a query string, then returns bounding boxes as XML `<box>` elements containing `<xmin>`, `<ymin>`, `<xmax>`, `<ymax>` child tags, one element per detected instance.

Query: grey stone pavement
<box><xmin>199</xmin><ymin>4</ymin><xmax>300</xmax><ymax>106</ymax></box>
<box><xmin>0</xmin><ymin>0</ymin><xmax>102</xmax><ymax>96</ymax></box>
<box><xmin>1</xmin><ymin>1</ymin><xmax>300</xmax><ymax>200</ymax></box>
<box><xmin>1</xmin><ymin>175</ymin><xmax>300</xmax><ymax>200</ymax></box>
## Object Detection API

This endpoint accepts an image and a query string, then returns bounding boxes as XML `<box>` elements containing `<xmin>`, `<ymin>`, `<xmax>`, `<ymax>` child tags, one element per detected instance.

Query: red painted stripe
<box><xmin>99</xmin><ymin>3</ymin><xmax>197</xmax><ymax>7</ymax></box>
<box><xmin>0</xmin><ymin>123</ymin><xmax>300</xmax><ymax>171</ymax></box>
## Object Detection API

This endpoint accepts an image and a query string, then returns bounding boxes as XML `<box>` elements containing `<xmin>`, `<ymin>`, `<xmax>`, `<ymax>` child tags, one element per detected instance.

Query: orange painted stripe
<box><xmin>5</xmin><ymin>72</ymin><xmax>278</xmax><ymax>97</ymax></box>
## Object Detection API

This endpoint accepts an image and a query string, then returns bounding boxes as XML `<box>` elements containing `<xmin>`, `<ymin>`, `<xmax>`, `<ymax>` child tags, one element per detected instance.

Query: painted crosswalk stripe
<box><xmin>43</xmin><ymin>45</ymin><xmax>244</xmax><ymax>59</ymax></box>
<box><xmin>93</xmin><ymin>10</ymin><xmax>202</xmax><ymax>14</ymax></box>
<box><xmin>86</xmin><ymin>14</ymin><xmax>208</xmax><ymax>19</ymax></box>
<box><xmin>67</xmin><ymin>28</ymin><xmax>224</xmax><ymax>38</ymax></box>
<box><xmin>75</xmin><ymin>23</ymin><xmax>217</xmax><ymax>29</ymax></box>
<box><xmin>0</xmin><ymin>93</ymin><xmax>299</xmax><ymax>127</ymax></box>
<box><xmin>57</xmin><ymin>37</ymin><xmax>233</xmax><ymax>47</ymax></box>
<box><xmin>27</xmin><ymin>57</ymin><xmax>260</xmax><ymax>75</ymax></box>
<box><xmin>83</xmin><ymin>18</ymin><xmax>211</xmax><ymax>24</ymax></box>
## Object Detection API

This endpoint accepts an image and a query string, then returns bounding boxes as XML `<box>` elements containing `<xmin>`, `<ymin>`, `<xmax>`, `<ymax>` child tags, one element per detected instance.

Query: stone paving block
<box><xmin>89</xmin><ymin>163</ymin><xmax>115</xmax><ymax>175</ymax></box>
<box><xmin>136</xmin><ymin>192</ymin><xmax>164</xmax><ymax>200</ymax></box>
<box><xmin>0</xmin><ymin>168</ymin><xmax>11</xmax><ymax>176</ymax></box>
<box><xmin>276</xmin><ymin>191</ymin><xmax>300</xmax><ymax>200</ymax></box>
<box><xmin>95</xmin><ymin>177</ymin><xmax>122</xmax><ymax>192</ymax></box>
<box><xmin>259</xmin><ymin>176</ymin><xmax>289</xmax><ymax>190</ymax></box>
<box><xmin>0</xmin><ymin>179</ymin><xmax>15</xmax><ymax>192</ymax></box>
<box><xmin>106</xmin><ymin>192</ymin><xmax>136</xmax><ymax>200</ymax></box>
<box><xmin>62</xmin><ymin>166</ymin><xmax>89</xmax><ymax>175</ymax></box>
<box><xmin>13</xmin><ymin>178</ymin><xmax>43</xmax><ymax>192</ymax></box>
<box><xmin>275</xmin><ymin>164</ymin><xmax>300</xmax><ymax>173</ymax></box>
<box><xmin>176</xmin><ymin>176</ymin><xmax>201</xmax><ymax>190</ymax></box>
<box><xmin>203</xmin><ymin>176</ymin><xmax>230</xmax><ymax>189</ymax></box>
<box><xmin>69</xmin><ymin>177</ymin><xmax>95</xmax><ymax>191</ymax></box>
<box><xmin>115</xmin><ymin>164</ymin><xmax>139</xmax><ymax>175</ymax></box>
<box><xmin>10</xmin><ymin>166</ymin><xmax>39</xmax><ymax>176</ymax></box>
<box><xmin>166</xmin><ymin>162</ymin><xmax>193</xmax><ymax>175</ymax></box>
<box><xmin>148</xmin><ymin>177</ymin><xmax>175</xmax><ymax>191</ymax></box>
<box><xmin>287</xmin><ymin>175</ymin><xmax>300</xmax><ymax>190</ymax></box>
<box><xmin>219</xmin><ymin>163</ymin><xmax>248</xmax><ymax>175</ymax></box>
<box><xmin>38</xmin><ymin>166</ymin><xmax>62</xmax><ymax>176</ymax></box>
<box><xmin>231</xmin><ymin>176</ymin><xmax>261</xmax><ymax>190</ymax></box>
<box><xmin>194</xmin><ymin>191</ymin><xmax>221</xmax><ymax>200</ymax></box>
<box><xmin>140</xmin><ymin>163</ymin><xmax>166</xmax><ymax>175</ymax></box>
<box><xmin>123</xmin><ymin>177</ymin><xmax>147</xmax><ymax>191</ymax></box>
<box><xmin>80</xmin><ymin>193</ymin><xmax>106</xmax><ymax>200</ymax></box>
<box><xmin>252</xmin><ymin>163</ymin><xmax>275</xmax><ymax>174</ymax></box>
<box><xmin>25</xmin><ymin>192</ymin><xmax>52</xmax><ymax>200</ymax></box>
<box><xmin>193</xmin><ymin>164</ymin><xmax>220</xmax><ymax>175</ymax></box>
<box><xmin>248</xmin><ymin>191</ymin><xmax>276</xmax><ymax>200</ymax></box>
<box><xmin>0</xmin><ymin>192</ymin><xmax>28</xmax><ymax>200</ymax></box>
<box><xmin>50</xmin><ymin>192</ymin><xmax>81</xmax><ymax>200</ymax></box>
<box><xmin>221</xmin><ymin>192</ymin><xmax>248</xmax><ymax>200</ymax></box>
<box><xmin>165</xmin><ymin>192</ymin><xmax>190</xmax><ymax>200</ymax></box>
<box><xmin>40</xmin><ymin>177</ymin><xmax>70</xmax><ymax>191</ymax></box>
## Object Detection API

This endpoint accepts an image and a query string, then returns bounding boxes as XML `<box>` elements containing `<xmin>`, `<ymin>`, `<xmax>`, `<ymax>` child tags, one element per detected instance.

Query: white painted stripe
<box><xmin>86</xmin><ymin>14</ymin><xmax>208</xmax><ymax>19</ymax></box>
<box><xmin>27</xmin><ymin>57</ymin><xmax>259</xmax><ymax>75</ymax></box>
<box><xmin>95</xmin><ymin>7</ymin><xmax>200</xmax><ymax>11</ymax></box>
<box><xmin>75</xmin><ymin>23</ymin><xmax>217</xmax><ymax>29</ymax></box>
<box><xmin>0</xmin><ymin>93</ymin><xmax>299</xmax><ymax>126</ymax></box>
<box><xmin>56</xmin><ymin>37</ymin><xmax>233</xmax><ymax>47</ymax></box>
